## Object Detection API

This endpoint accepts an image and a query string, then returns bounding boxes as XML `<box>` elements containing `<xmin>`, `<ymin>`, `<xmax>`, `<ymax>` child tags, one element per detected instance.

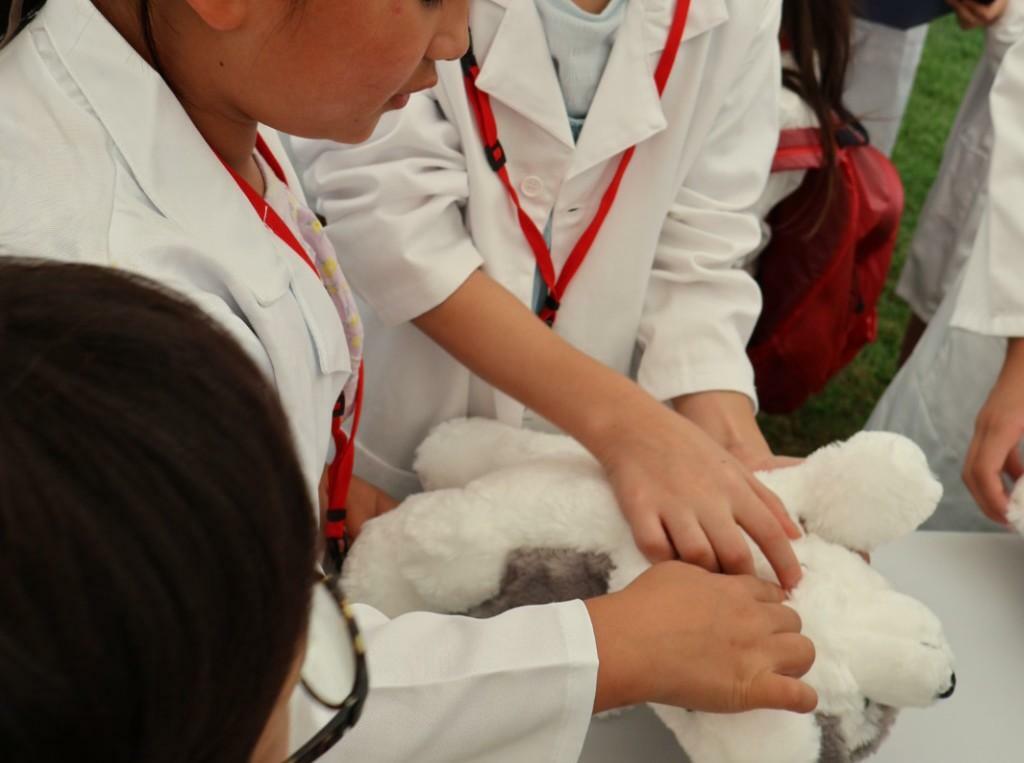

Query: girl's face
<box><xmin>230</xmin><ymin>0</ymin><xmax>469</xmax><ymax>142</ymax></box>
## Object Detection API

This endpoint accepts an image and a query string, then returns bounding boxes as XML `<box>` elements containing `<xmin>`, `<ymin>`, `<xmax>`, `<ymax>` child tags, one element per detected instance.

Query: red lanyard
<box><xmin>221</xmin><ymin>134</ymin><xmax>363</xmax><ymax>552</ymax></box>
<box><xmin>460</xmin><ymin>0</ymin><xmax>692</xmax><ymax>326</ymax></box>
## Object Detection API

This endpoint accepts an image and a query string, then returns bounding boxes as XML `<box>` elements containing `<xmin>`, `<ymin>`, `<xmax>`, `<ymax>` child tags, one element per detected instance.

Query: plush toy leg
<box><xmin>344</xmin><ymin>457</ymin><xmax>635</xmax><ymax>615</ymax></box>
<box><xmin>343</xmin><ymin>487</ymin><xmax>531</xmax><ymax>614</ymax></box>
<box><xmin>817</xmin><ymin>704</ymin><xmax>899</xmax><ymax>763</ymax></box>
<box><xmin>650</xmin><ymin>705</ymin><xmax>821</xmax><ymax>763</ymax></box>
<box><xmin>413</xmin><ymin>418</ymin><xmax>589</xmax><ymax>491</ymax></box>
<box><xmin>341</xmin><ymin>502</ymin><xmax>437</xmax><ymax>617</ymax></box>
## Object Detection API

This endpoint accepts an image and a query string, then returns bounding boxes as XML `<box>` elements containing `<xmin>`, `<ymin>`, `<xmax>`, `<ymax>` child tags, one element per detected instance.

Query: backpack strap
<box><xmin>772</xmin><ymin>128</ymin><xmax>825</xmax><ymax>172</ymax></box>
<box><xmin>771</xmin><ymin>122</ymin><xmax>870</xmax><ymax>173</ymax></box>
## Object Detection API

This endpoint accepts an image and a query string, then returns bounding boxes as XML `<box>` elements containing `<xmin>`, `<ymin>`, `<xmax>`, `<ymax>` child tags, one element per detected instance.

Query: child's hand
<box><xmin>963</xmin><ymin>339</ymin><xmax>1024</xmax><ymax>524</ymax></box>
<box><xmin>947</xmin><ymin>0</ymin><xmax>1009</xmax><ymax>29</ymax></box>
<box><xmin>586</xmin><ymin>561</ymin><xmax>817</xmax><ymax>714</ymax></box>
<box><xmin>595</xmin><ymin>401</ymin><xmax>803</xmax><ymax>590</ymax></box>
<box><xmin>319</xmin><ymin>469</ymin><xmax>400</xmax><ymax>539</ymax></box>
<box><xmin>735</xmin><ymin>453</ymin><xmax>804</xmax><ymax>473</ymax></box>
<box><xmin>414</xmin><ymin>276</ymin><xmax>799</xmax><ymax>584</ymax></box>
<box><xmin>345</xmin><ymin>476</ymin><xmax>401</xmax><ymax>538</ymax></box>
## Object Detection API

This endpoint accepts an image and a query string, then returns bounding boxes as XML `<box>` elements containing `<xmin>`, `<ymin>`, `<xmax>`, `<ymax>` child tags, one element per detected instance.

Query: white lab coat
<box><xmin>292</xmin><ymin>0</ymin><xmax>782</xmax><ymax>499</ymax></box>
<box><xmin>868</xmin><ymin>35</ymin><xmax>1024</xmax><ymax>532</ymax></box>
<box><xmin>896</xmin><ymin>1</ymin><xmax>1024</xmax><ymax>322</ymax></box>
<box><xmin>744</xmin><ymin>62</ymin><xmax>818</xmax><ymax>271</ymax></box>
<box><xmin>844</xmin><ymin>18</ymin><xmax>930</xmax><ymax>157</ymax></box>
<box><xmin>0</xmin><ymin>0</ymin><xmax>599</xmax><ymax>759</ymax></box>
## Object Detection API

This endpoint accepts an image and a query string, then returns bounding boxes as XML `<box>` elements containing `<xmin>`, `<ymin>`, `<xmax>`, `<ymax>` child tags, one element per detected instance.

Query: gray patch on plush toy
<box><xmin>815</xmin><ymin>703</ymin><xmax>897</xmax><ymax>763</ymax></box>
<box><xmin>465</xmin><ymin>547</ymin><xmax>613</xmax><ymax>618</ymax></box>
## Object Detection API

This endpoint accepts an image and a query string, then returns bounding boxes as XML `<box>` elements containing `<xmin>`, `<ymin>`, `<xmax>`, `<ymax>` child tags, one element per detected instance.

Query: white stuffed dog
<box><xmin>343</xmin><ymin>419</ymin><xmax>956</xmax><ymax>763</ymax></box>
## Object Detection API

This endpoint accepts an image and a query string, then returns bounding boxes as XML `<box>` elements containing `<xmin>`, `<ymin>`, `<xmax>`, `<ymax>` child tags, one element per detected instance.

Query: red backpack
<box><xmin>747</xmin><ymin>124</ymin><xmax>903</xmax><ymax>414</ymax></box>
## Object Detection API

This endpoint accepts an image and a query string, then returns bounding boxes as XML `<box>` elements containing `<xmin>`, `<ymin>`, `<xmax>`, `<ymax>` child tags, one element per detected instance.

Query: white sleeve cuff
<box><xmin>638</xmin><ymin>353</ymin><xmax>758</xmax><ymax>412</ymax></box>
<box><xmin>304</xmin><ymin>600</ymin><xmax>598</xmax><ymax>762</ymax></box>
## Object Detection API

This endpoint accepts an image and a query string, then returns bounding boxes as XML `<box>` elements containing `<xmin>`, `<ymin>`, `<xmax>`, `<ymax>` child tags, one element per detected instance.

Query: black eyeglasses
<box><xmin>285</xmin><ymin>575</ymin><xmax>369</xmax><ymax>763</ymax></box>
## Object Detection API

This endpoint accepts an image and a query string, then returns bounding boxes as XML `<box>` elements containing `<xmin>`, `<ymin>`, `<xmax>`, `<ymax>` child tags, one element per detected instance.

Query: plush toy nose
<box><xmin>938</xmin><ymin>673</ymin><xmax>956</xmax><ymax>699</ymax></box>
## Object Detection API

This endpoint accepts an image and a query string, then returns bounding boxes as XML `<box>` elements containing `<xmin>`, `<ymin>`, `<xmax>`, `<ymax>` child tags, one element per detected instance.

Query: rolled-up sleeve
<box><xmin>636</xmin><ymin>0</ymin><xmax>781</xmax><ymax>407</ymax></box>
<box><xmin>289</xmin><ymin>88</ymin><xmax>483</xmax><ymax>326</ymax></box>
<box><xmin>290</xmin><ymin>600</ymin><xmax>599</xmax><ymax>762</ymax></box>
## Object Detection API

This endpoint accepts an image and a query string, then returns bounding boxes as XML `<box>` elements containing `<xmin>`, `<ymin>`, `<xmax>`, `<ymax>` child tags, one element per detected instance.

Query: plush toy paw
<box><xmin>816</xmin><ymin>703</ymin><xmax>899</xmax><ymax>763</ymax></box>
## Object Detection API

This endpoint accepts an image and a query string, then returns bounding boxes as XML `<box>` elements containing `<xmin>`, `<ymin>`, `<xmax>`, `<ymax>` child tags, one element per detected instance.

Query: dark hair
<box><xmin>780</xmin><ymin>0</ymin><xmax>856</xmax><ymax>225</ymax></box>
<box><xmin>0</xmin><ymin>260</ymin><xmax>316</xmax><ymax>762</ymax></box>
<box><xmin>1</xmin><ymin>0</ymin><xmax>45</xmax><ymax>46</ymax></box>
<box><xmin>1</xmin><ymin>1</ymin><xmax>163</xmax><ymax>69</ymax></box>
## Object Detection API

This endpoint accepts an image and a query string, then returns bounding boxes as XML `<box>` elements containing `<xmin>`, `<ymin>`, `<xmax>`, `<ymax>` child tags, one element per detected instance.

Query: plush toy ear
<box><xmin>766</xmin><ymin>432</ymin><xmax>942</xmax><ymax>551</ymax></box>
<box><xmin>1008</xmin><ymin>479</ymin><xmax>1024</xmax><ymax>535</ymax></box>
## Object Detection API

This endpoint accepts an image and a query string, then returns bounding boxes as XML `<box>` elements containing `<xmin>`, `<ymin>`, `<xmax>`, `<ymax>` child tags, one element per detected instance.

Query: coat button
<box><xmin>520</xmin><ymin>175</ymin><xmax>544</xmax><ymax>199</ymax></box>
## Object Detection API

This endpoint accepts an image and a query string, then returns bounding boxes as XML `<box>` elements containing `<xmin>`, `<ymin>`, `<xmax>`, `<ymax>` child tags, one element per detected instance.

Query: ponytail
<box><xmin>1</xmin><ymin>0</ymin><xmax>45</xmax><ymax>48</ymax></box>
<box><xmin>780</xmin><ymin>0</ymin><xmax>856</xmax><ymax>231</ymax></box>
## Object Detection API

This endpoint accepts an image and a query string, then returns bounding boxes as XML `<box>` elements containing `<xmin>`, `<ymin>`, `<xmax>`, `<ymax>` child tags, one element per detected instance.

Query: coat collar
<box><xmin>37</xmin><ymin>0</ymin><xmax>292</xmax><ymax>304</ymax></box>
<box><xmin>473</xmin><ymin>0</ymin><xmax>729</xmax><ymax>180</ymax></box>
<box><xmin>473</xmin><ymin>0</ymin><xmax>576</xmax><ymax>148</ymax></box>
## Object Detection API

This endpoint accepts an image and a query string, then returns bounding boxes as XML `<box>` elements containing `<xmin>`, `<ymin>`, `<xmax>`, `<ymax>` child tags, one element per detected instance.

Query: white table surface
<box><xmin>578</xmin><ymin>531</ymin><xmax>1024</xmax><ymax>763</ymax></box>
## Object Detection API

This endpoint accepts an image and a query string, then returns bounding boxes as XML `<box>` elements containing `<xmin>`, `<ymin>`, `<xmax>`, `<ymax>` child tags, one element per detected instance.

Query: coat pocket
<box><xmin>291</xmin><ymin>273</ymin><xmax>352</xmax><ymax>377</ymax></box>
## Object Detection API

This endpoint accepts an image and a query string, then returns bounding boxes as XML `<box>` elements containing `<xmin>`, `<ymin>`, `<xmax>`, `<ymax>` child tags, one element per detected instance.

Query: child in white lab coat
<box><xmin>294</xmin><ymin>0</ymin><xmax>806</xmax><ymax>587</ymax></box>
<box><xmin>0</xmin><ymin>259</ymin><xmax>363</xmax><ymax>763</ymax></box>
<box><xmin>844</xmin><ymin>18</ymin><xmax>929</xmax><ymax>158</ymax></box>
<box><xmin>895</xmin><ymin>0</ymin><xmax>1024</xmax><ymax>361</ymax></box>
<box><xmin>869</xmin><ymin>35</ymin><xmax>1024</xmax><ymax>532</ymax></box>
<box><xmin>844</xmin><ymin>1</ymin><xmax>1009</xmax><ymax>159</ymax></box>
<box><xmin>0</xmin><ymin>0</ymin><xmax>816</xmax><ymax>759</ymax></box>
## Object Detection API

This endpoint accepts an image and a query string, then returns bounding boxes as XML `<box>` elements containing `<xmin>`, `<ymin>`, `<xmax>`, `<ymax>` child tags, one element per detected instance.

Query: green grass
<box><xmin>759</xmin><ymin>17</ymin><xmax>987</xmax><ymax>455</ymax></box>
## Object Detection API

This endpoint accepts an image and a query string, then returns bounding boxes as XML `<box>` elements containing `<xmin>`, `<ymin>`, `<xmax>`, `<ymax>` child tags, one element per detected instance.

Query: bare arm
<box><xmin>963</xmin><ymin>337</ymin><xmax>1024</xmax><ymax>523</ymax></box>
<box><xmin>673</xmin><ymin>391</ymin><xmax>772</xmax><ymax>468</ymax></box>
<box><xmin>415</xmin><ymin>271</ymin><xmax>802</xmax><ymax>588</ymax></box>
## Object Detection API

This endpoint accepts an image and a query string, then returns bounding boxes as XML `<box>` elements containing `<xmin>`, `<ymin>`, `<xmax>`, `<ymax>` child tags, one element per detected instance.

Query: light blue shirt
<box><xmin>534</xmin><ymin>0</ymin><xmax>628</xmax><ymax>123</ymax></box>
<box><xmin>531</xmin><ymin>0</ymin><xmax>627</xmax><ymax>312</ymax></box>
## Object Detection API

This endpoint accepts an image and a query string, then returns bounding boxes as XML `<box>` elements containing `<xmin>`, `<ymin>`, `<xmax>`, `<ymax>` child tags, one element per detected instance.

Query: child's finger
<box><xmin>739</xmin><ymin>575</ymin><xmax>787</xmax><ymax>604</ymax></box>
<box><xmin>966</xmin><ymin>427</ymin><xmax>1015</xmax><ymax>523</ymax></box>
<box><xmin>630</xmin><ymin>514</ymin><xmax>676</xmax><ymax>563</ymax></box>
<box><xmin>963</xmin><ymin>0</ymin><xmax>1005</xmax><ymax>24</ymax></box>
<box><xmin>949</xmin><ymin>0</ymin><xmax>986</xmax><ymax>27</ymax></box>
<box><xmin>747</xmin><ymin>672</ymin><xmax>818</xmax><ymax>714</ymax></box>
<box><xmin>946</xmin><ymin>0</ymin><xmax>974</xmax><ymax>25</ymax></box>
<box><xmin>737</xmin><ymin>502</ymin><xmax>802</xmax><ymax>590</ymax></box>
<box><xmin>764</xmin><ymin>603</ymin><xmax>803</xmax><ymax>637</ymax></box>
<box><xmin>665</xmin><ymin>514</ymin><xmax>720</xmax><ymax>573</ymax></box>
<box><xmin>1003</xmin><ymin>446</ymin><xmax>1024</xmax><ymax>483</ymax></box>
<box><xmin>749</xmin><ymin>476</ymin><xmax>802</xmax><ymax>540</ymax></box>
<box><xmin>766</xmin><ymin>631</ymin><xmax>816</xmax><ymax>677</ymax></box>
<box><xmin>700</xmin><ymin>518</ymin><xmax>755</xmax><ymax>577</ymax></box>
